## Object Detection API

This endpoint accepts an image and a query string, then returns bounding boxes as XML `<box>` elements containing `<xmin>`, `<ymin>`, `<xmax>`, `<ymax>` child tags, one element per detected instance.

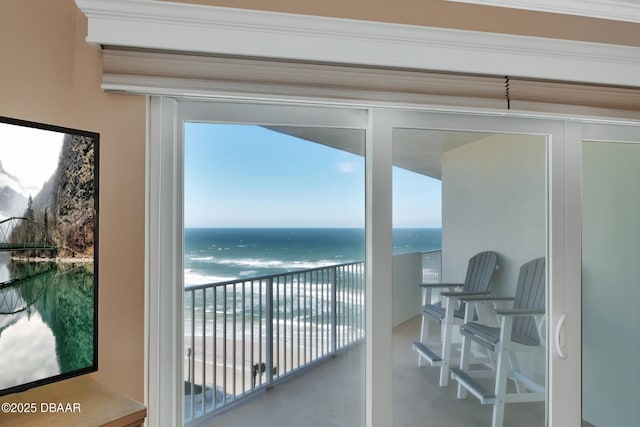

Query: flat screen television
<box><xmin>0</xmin><ymin>116</ymin><xmax>98</xmax><ymax>396</ymax></box>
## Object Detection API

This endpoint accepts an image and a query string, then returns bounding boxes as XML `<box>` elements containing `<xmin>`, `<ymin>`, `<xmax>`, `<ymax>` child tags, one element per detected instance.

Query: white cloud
<box><xmin>337</xmin><ymin>161</ymin><xmax>358</xmax><ymax>174</ymax></box>
<box><xmin>0</xmin><ymin>123</ymin><xmax>64</xmax><ymax>196</ymax></box>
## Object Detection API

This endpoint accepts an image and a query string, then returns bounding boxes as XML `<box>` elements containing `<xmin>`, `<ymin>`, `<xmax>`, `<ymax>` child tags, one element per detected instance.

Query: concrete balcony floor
<box><xmin>202</xmin><ymin>317</ymin><xmax>544</xmax><ymax>427</ymax></box>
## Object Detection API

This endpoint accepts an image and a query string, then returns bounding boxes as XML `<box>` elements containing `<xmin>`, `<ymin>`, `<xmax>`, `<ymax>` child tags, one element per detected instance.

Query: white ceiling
<box><xmin>266</xmin><ymin>126</ymin><xmax>494</xmax><ymax>180</ymax></box>
<box><xmin>391</xmin><ymin>129</ymin><xmax>493</xmax><ymax>179</ymax></box>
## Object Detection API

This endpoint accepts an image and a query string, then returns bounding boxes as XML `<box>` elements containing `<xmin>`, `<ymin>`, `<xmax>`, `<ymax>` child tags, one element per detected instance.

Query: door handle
<box><xmin>555</xmin><ymin>313</ymin><xmax>567</xmax><ymax>359</ymax></box>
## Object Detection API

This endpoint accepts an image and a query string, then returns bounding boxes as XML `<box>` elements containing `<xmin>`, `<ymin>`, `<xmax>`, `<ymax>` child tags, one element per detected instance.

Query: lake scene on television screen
<box><xmin>0</xmin><ymin>121</ymin><xmax>96</xmax><ymax>393</ymax></box>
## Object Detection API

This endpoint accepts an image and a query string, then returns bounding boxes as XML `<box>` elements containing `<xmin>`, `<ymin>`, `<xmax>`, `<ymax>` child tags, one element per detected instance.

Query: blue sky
<box><xmin>184</xmin><ymin>123</ymin><xmax>441</xmax><ymax>228</ymax></box>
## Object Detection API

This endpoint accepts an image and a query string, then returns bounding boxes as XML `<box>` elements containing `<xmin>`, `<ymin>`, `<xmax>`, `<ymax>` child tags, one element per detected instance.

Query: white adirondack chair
<box><xmin>412</xmin><ymin>250</ymin><xmax>499</xmax><ymax>386</ymax></box>
<box><xmin>451</xmin><ymin>257</ymin><xmax>546</xmax><ymax>427</ymax></box>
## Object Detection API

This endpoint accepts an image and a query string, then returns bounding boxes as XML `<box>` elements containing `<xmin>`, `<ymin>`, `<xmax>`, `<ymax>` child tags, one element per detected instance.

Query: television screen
<box><xmin>0</xmin><ymin>116</ymin><xmax>98</xmax><ymax>396</ymax></box>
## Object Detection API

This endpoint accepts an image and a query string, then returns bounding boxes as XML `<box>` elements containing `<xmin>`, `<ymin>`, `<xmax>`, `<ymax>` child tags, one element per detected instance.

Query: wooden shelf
<box><xmin>1</xmin><ymin>376</ymin><xmax>146</xmax><ymax>427</ymax></box>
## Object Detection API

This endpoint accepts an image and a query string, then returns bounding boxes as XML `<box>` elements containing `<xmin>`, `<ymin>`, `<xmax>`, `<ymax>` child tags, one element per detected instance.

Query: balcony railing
<box><xmin>184</xmin><ymin>261</ymin><xmax>365</xmax><ymax>422</ymax></box>
<box><xmin>421</xmin><ymin>249</ymin><xmax>442</xmax><ymax>302</ymax></box>
<box><xmin>184</xmin><ymin>249</ymin><xmax>441</xmax><ymax>423</ymax></box>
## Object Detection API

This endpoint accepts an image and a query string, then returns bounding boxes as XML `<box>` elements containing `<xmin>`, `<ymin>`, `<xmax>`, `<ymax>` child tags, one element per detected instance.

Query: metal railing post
<box><xmin>265</xmin><ymin>277</ymin><xmax>274</xmax><ymax>388</ymax></box>
<box><xmin>201</xmin><ymin>289</ymin><xmax>206</xmax><ymax>416</ymax></box>
<box><xmin>331</xmin><ymin>266</ymin><xmax>338</xmax><ymax>356</ymax></box>
<box><xmin>189</xmin><ymin>290</ymin><xmax>196</xmax><ymax>419</ymax></box>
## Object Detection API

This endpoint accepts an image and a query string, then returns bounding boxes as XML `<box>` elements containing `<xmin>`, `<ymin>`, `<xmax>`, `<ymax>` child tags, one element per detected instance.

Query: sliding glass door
<box><xmin>580</xmin><ymin>124</ymin><xmax>640</xmax><ymax>427</ymax></box>
<box><xmin>392</xmin><ymin>126</ymin><xmax>547</xmax><ymax>426</ymax></box>
<box><xmin>149</xmin><ymin>98</ymin><xmax>640</xmax><ymax>427</ymax></box>
<box><xmin>384</xmin><ymin>109</ymin><xmax>558</xmax><ymax>427</ymax></box>
<box><xmin>149</xmin><ymin>98</ymin><xmax>370</xmax><ymax>427</ymax></box>
<box><xmin>182</xmin><ymin>122</ymin><xmax>366</xmax><ymax>424</ymax></box>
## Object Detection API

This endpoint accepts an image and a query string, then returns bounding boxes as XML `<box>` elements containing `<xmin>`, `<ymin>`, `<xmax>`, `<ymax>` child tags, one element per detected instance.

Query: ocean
<box><xmin>184</xmin><ymin>227</ymin><xmax>441</xmax><ymax>286</ymax></box>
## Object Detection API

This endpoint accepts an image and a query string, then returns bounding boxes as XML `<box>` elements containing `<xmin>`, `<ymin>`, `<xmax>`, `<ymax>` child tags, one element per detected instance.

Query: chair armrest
<box><xmin>419</xmin><ymin>283</ymin><xmax>464</xmax><ymax>289</ymax></box>
<box><xmin>440</xmin><ymin>290</ymin><xmax>491</xmax><ymax>298</ymax></box>
<box><xmin>496</xmin><ymin>308</ymin><xmax>545</xmax><ymax>316</ymax></box>
<box><xmin>457</xmin><ymin>295</ymin><xmax>514</xmax><ymax>302</ymax></box>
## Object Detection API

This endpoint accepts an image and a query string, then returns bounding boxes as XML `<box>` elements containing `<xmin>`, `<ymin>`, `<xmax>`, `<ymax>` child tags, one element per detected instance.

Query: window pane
<box><xmin>393</xmin><ymin>129</ymin><xmax>547</xmax><ymax>427</ymax></box>
<box><xmin>183</xmin><ymin>124</ymin><xmax>365</xmax><ymax>426</ymax></box>
<box><xmin>582</xmin><ymin>141</ymin><xmax>640</xmax><ymax>427</ymax></box>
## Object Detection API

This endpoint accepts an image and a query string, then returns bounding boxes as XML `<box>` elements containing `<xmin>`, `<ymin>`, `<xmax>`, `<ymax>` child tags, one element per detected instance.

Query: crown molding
<box><xmin>75</xmin><ymin>0</ymin><xmax>640</xmax><ymax>88</ymax></box>
<box><xmin>445</xmin><ymin>0</ymin><xmax>640</xmax><ymax>23</ymax></box>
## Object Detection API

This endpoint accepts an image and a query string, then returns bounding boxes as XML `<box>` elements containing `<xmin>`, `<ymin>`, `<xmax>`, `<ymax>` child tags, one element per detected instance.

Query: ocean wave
<box><xmin>189</xmin><ymin>256</ymin><xmax>216</xmax><ymax>262</ymax></box>
<box><xmin>184</xmin><ymin>269</ymin><xmax>236</xmax><ymax>286</ymax></box>
<box><xmin>215</xmin><ymin>258</ymin><xmax>284</xmax><ymax>268</ymax></box>
<box><xmin>190</xmin><ymin>256</ymin><xmax>340</xmax><ymax>271</ymax></box>
<box><xmin>186</xmin><ymin>248</ymin><xmax>348</xmax><ymax>269</ymax></box>
<box><xmin>239</xmin><ymin>270</ymin><xmax>258</xmax><ymax>277</ymax></box>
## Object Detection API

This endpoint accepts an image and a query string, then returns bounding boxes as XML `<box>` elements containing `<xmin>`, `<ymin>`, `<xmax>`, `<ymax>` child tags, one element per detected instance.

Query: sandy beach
<box><xmin>184</xmin><ymin>332</ymin><xmax>336</xmax><ymax>399</ymax></box>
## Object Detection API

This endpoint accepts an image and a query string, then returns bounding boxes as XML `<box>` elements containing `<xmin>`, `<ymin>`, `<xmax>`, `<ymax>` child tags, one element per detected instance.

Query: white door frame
<box><xmin>376</xmin><ymin>108</ymin><xmax>573</xmax><ymax>425</ymax></box>
<box><xmin>148</xmin><ymin>97</ymin><xmax>640</xmax><ymax>426</ymax></box>
<box><xmin>570</xmin><ymin>122</ymin><xmax>640</xmax><ymax>426</ymax></box>
<box><xmin>148</xmin><ymin>98</ymin><xmax>376</xmax><ymax>426</ymax></box>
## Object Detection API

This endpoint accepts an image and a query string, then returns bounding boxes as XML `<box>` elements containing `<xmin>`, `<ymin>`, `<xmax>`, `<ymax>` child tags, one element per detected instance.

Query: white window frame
<box><xmin>148</xmin><ymin>96</ymin><xmax>640</xmax><ymax>427</ymax></box>
<box><xmin>148</xmin><ymin>98</ymin><xmax>380</xmax><ymax>426</ymax></box>
<box><xmin>375</xmin><ymin>108</ymin><xmax>573</xmax><ymax>426</ymax></box>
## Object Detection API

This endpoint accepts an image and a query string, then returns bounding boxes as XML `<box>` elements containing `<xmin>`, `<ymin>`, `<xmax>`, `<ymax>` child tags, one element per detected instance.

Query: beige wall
<box><xmin>1</xmin><ymin>0</ymin><xmax>146</xmax><ymax>401</ymax></box>
<box><xmin>170</xmin><ymin>0</ymin><xmax>640</xmax><ymax>47</ymax></box>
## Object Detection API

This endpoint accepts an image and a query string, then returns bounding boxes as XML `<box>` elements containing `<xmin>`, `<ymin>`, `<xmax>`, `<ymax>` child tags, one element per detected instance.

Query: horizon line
<box><xmin>184</xmin><ymin>226</ymin><xmax>442</xmax><ymax>229</ymax></box>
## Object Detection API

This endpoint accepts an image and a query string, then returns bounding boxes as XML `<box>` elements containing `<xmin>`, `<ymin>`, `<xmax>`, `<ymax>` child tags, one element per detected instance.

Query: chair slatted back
<box><xmin>512</xmin><ymin>257</ymin><xmax>546</xmax><ymax>346</ymax></box>
<box><xmin>463</xmin><ymin>251</ymin><xmax>499</xmax><ymax>293</ymax></box>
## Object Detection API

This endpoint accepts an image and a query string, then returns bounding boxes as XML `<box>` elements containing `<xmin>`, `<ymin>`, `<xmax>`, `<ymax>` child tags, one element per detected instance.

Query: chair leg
<box><xmin>492</xmin><ymin>316</ymin><xmax>514</xmax><ymax>427</ymax></box>
<box><xmin>439</xmin><ymin>295</ymin><xmax>456</xmax><ymax>386</ymax></box>
<box><xmin>417</xmin><ymin>314</ymin><xmax>429</xmax><ymax>366</ymax></box>
<box><xmin>457</xmin><ymin>333</ymin><xmax>472</xmax><ymax>399</ymax></box>
<box><xmin>417</xmin><ymin>288</ymin><xmax>431</xmax><ymax>367</ymax></box>
<box><xmin>508</xmin><ymin>351</ymin><xmax>523</xmax><ymax>393</ymax></box>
